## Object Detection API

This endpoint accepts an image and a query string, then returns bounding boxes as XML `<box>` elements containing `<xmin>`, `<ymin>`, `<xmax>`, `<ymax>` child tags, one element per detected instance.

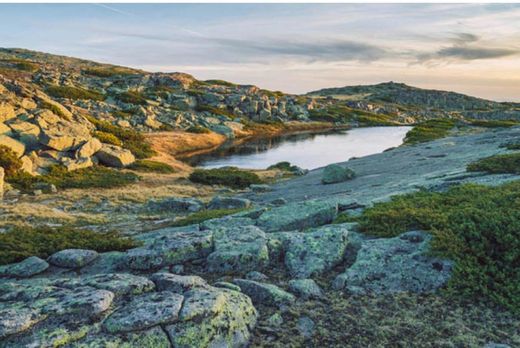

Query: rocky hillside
<box><xmin>0</xmin><ymin>48</ymin><xmax>316</xmax><ymax>175</ymax></box>
<box><xmin>308</xmin><ymin>81</ymin><xmax>520</xmax><ymax>122</ymax></box>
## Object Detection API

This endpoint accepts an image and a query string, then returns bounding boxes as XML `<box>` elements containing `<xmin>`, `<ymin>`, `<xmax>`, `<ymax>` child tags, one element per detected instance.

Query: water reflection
<box><xmin>182</xmin><ymin>126</ymin><xmax>411</xmax><ymax>170</ymax></box>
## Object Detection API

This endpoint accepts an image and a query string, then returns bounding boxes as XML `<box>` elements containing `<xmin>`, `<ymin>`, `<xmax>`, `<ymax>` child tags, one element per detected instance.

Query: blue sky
<box><xmin>1</xmin><ymin>4</ymin><xmax>519</xmax><ymax>100</ymax></box>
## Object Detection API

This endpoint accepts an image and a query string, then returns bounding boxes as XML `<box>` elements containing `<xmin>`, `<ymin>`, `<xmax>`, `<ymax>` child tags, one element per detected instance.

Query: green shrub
<box><xmin>503</xmin><ymin>142</ymin><xmax>520</xmax><ymax>150</ymax></box>
<box><xmin>40</xmin><ymin>101</ymin><xmax>69</xmax><ymax>119</ymax></box>
<box><xmin>128</xmin><ymin>160</ymin><xmax>174</xmax><ymax>173</ymax></box>
<box><xmin>0</xmin><ymin>226</ymin><xmax>137</xmax><ymax>265</ymax></box>
<box><xmin>204</xmin><ymin>80</ymin><xmax>236</xmax><ymax>87</ymax></box>
<box><xmin>0</xmin><ymin>145</ymin><xmax>22</xmax><ymax>177</ymax></box>
<box><xmin>467</xmin><ymin>153</ymin><xmax>520</xmax><ymax>174</ymax></box>
<box><xmin>112</xmin><ymin>110</ymin><xmax>133</xmax><ymax>119</ymax></box>
<box><xmin>14</xmin><ymin>61</ymin><xmax>38</xmax><ymax>72</ymax></box>
<box><xmin>170</xmin><ymin>208</ymin><xmax>245</xmax><ymax>227</ymax></box>
<box><xmin>186</xmin><ymin>125</ymin><xmax>210</xmax><ymax>134</ymax></box>
<box><xmin>115</xmin><ymin>91</ymin><xmax>147</xmax><ymax>105</ymax></box>
<box><xmin>195</xmin><ymin>104</ymin><xmax>237</xmax><ymax>119</ymax></box>
<box><xmin>93</xmin><ymin>130</ymin><xmax>122</xmax><ymax>146</ymax></box>
<box><xmin>8</xmin><ymin>165</ymin><xmax>139</xmax><ymax>191</ymax></box>
<box><xmin>403</xmin><ymin>119</ymin><xmax>457</xmax><ymax>145</ymax></box>
<box><xmin>354</xmin><ymin>182</ymin><xmax>520</xmax><ymax>312</ymax></box>
<box><xmin>83</xmin><ymin>66</ymin><xmax>136</xmax><ymax>77</ymax></box>
<box><xmin>46</xmin><ymin>85</ymin><xmax>105</xmax><ymax>101</ymax></box>
<box><xmin>189</xmin><ymin>168</ymin><xmax>262</xmax><ymax>189</ymax></box>
<box><xmin>267</xmin><ymin>161</ymin><xmax>292</xmax><ymax>171</ymax></box>
<box><xmin>85</xmin><ymin>115</ymin><xmax>156</xmax><ymax>159</ymax></box>
<box><xmin>468</xmin><ymin>119</ymin><xmax>520</xmax><ymax>128</ymax></box>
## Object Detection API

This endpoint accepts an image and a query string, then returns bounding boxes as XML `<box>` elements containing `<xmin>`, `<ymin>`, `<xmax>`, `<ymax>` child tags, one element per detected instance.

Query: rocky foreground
<box><xmin>1</xmin><ymin>126</ymin><xmax>520</xmax><ymax>347</ymax></box>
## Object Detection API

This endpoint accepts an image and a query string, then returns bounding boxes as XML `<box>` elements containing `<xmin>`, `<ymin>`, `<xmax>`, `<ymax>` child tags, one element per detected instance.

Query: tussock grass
<box><xmin>467</xmin><ymin>152</ymin><xmax>520</xmax><ymax>174</ymax></box>
<box><xmin>189</xmin><ymin>168</ymin><xmax>262</xmax><ymax>189</ymax></box>
<box><xmin>403</xmin><ymin>119</ymin><xmax>457</xmax><ymax>145</ymax></box>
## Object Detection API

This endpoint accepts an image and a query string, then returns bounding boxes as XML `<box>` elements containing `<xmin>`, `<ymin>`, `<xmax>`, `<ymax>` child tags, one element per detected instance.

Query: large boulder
<box><xmin>96</xmin><ymin>144</ymin><xmax>135</xmax><ymax>168</ymax></box>
<box><xmin>207</xmin><ymin>226</ymin><xmax>269</xmax><ymax>273</ymax></box>
<box><xmin>36</xmin><ymin>110</ymin><xmax>91</xmax><ymax>151</ymax></box>
<box><xmin>6</xmin><ymin>119</ymin><xmax>40</xmax><ymax>149</ymax></box>
<box><xmin>0</xmin><ymin>102</ymin><xmax>16</xmax><ymax>122</ymax></box>
<box><xmin>257</xmin><ymin>200</ymin><xmax>338</xmax><ymax>232</ymax></box>
<box><xmin>288</xmin><ymin>279</ymin><xmax>325</xmax><ymax>300</ymax></box>
<box><xmin>150</xmin><ymin>272</ymin><xmax>209</xmax><ymax>293</ymax></box>
<box><xmin>207</xmin><ymin>196</ymin><xmax>251</xmax><ymax>210</ymax></box>
<box><xmin>146</xmin><ymin>197</ymin><xmax>204</xmax><ymax>213</ymax></box>
<box><xmin>75</xmin><ymin>138</ymin><xmax>102</xmax><ymax>158</ymax></box>
<box><xmin>0</xmin><ymin>256</ymin><xmax>49</xmax><ymax>278</ymax></box>
<box><xmin>333</xmin><ymin>231</ymin><xmax>453</xmax><ymax>294</ymax></box>
<box><xmin>233</xmin><ymin>279</ymin><xmax>295</xmax><ymax>306</ymax></box>
<box><xmin>0</xmin><ymin>135</ymin><xmax>25</xmax><ymax>157</ymax></box>
<box><xmin>47</xmin><ymin>249</ymin><xmax>99</xmax><ymax>268</ymax></box>
<box><xmin>322</xmin><ymin>164</ymin><xmax>355</xmax><ymax>184</ymax></box>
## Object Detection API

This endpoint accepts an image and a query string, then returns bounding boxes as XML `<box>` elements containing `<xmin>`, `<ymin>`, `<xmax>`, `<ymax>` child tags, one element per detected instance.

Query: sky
<box><xmin>1</xmin><ymin>3</ymin><xmax>519</xmax><ymax>101</ymax></box>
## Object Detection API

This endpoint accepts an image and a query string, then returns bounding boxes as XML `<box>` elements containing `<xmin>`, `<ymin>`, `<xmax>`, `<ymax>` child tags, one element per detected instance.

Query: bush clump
<box><xmin>46</xmin><ymin>85</ymin><xmax>105</xmax><ymax>101</ymax></box>
<box><xmin>85</xmin><ymin>115</ymin><xmax>156</xmax><ymax>159</ymax></box>
<box><xmin>186</xmin><ymin>125</ymin><xmax>210</xmax><ymax>134</ymax></box>
<box><xmin>195</xmin><ymin>104</ymin><xmax>237</xmax><ymax>119</ymax></box>
<box><xmin>83</xmin><ymin>66</ymin><xmax>137</xmax><ymax>77</ymax></box>
<box><xmin>0</xmin><ymin>226</ymin><xmax>138</xmax><ymax>265</ymax></box>
<box><xmin>353</xmin><ymin>182</ymin><xmax>520</xmax><ymax>312</ymax></box>
<box><xmin>189</xmin><ymin>168</ymin><xmax>262</xmax><ymax>189</ymax></box>
<box><xmin>8</xmin><ymin>165</ymin><xmax>139</xmax><ymax>191</ymax></box>
<box><xmin>468</xmin><ymin>119</ymin><xmax>520</xmax><ymax>128</ymax></box>
<box><xmin>115</xmin><ymin>91</ymin><xmax>147</xmax><ymax>105</ymax></box>
<box><xmin>170</xmin><ymin>208</ymin><xmax>245</xmax><ymax>227</ymax></box>
<box><xmin>403</xmin><ymin>119</ymin><xmax>457</xmax><ymax>145</ymax></box>
<box><xmin>128</xmin><ymin>160</ymin><xmax>174</xmax><ymax>173</ymax></box>
<box><xmin>467</xmin><ymin>153</ymin><xmax>520</xmax><ymax>174</ymax></box>
<box><xmin>0</xmin><ymin>145</ymin><xmax>22</xmax><ymax>177</ymax></box>
<box><xmin>93</xmin><ymin>130</ymin><xmax>122</xmax><ymax>146</ymax></box>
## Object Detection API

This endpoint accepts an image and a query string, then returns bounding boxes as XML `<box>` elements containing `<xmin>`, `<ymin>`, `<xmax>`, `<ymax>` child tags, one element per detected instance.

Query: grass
<box><xmin>195</xmin><ymin>104</ymin><xmax>237</xmax><ymax>119</ymax></box>
<box><xmin>169</xmin><ymin>208</ymin><xmax>245</xmax><ymax>227</ymax></box>
<box><xmin>115</xmin><ymin>90</ymin><xmax>148</xmax><ymax>105</ymax></box>
<box><xmin>0</xmin><ymin>225</ymin><xmax>138</xmax><ymax>265</ymax></box>
<box><xmin>186</xmin><ymin>125</ymin><xmax>211</xmax><ymax>134</ymax></box>
<box><xmin>8</xmin><ymin>165</ymin><xmax>139</xmax><ymax>191</ymax></box>
<box><xmin>309</xmin><ymin>104</ymin><xmax>400</xmax><ymax>126</ymax></box>
<box><xmin>85</xmin><ymin>115</ymin><xmax>156</xmax><ymax>159</ymax></box>
<box><xmin>46</xmin><ymin>85</ymin><xmax>105</xmax><ymax>101</ymax></box>
<box><xmin>40</xmin><ymin>100</ymin><xmax>69</xmax><ymax>119</ymax></box>
<box><xmin>189</xmin><ymin>168</ymin><xmax>263</xmax><ymax>189</ymax></box>
<box><xmin>92</xmin><ymin>130</ymin><xmax>122</xmax><ymax>146</ymax></box>
<box><xmin>502</xmin><ymin>142</ymin><xmax>520</xmax><ymax>150</ymax></box>
<box><xmin>403</xmin><ymin>119</ymin><xmax>457</xmax><ymax>145</ymax></box>
<box><xmin>83</xmin><ymin>66</ymin><xmax>137</xmax><ymax>77</ymax></box>
<box><xmin>127</xmin><ymin>160</ymin><xmax>175</xmax><ymax>173</ymax></box>
<box><xmin>467</xmin><ymin>152</ymin><xmax>520</xmax><ymax>174</ymax></box>
<box><xmin>352</xmin><ymin>182</ymin><xmax>520</xmax><ymax>312</ymax></box>
<box><xmin>0</xmin><ymin>145</ymin><xmax>22</xmax><ymax>177</ymax></box>
<box><xmin>468</xmin><ymin>119</ymin><xmax>520</xmax><ymax>128</ymax></box>
<box><xmin>204</xmin><ymin>79</ymin><xmax>237</xmax><ymax>87</ymax></box>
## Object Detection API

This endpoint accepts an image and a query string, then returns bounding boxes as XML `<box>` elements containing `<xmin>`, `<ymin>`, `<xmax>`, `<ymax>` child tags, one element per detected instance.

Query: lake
<box><xmin>183</xmin><ymin>126</ymin><xmax>412</xmax><ymax>170</ymax></box>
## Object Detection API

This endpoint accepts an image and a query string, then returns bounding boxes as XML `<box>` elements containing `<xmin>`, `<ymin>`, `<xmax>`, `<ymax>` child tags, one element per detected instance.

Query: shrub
<box><xmin>503</xmin><ymin>142</ymin><xmax>520</xmax><ymax>150</ymax></box>
<box><xmin>40</xmin><ymin>100</ymin><xmax>69</xmax><ymax>119</ymax></box>
<box><xmin>189</xmin><ymin>168</ymin><xmax>262</xmax><ymax>189</ymax></box>
<box><xmin>83</xmin><ymin>66</ymin><xmax>136</xmax><ymax>77</ymax></box>
<box><xmin>170</xmin><ymin>208</ymin><xmax>245</xmax><ymax>227</ymax></box>
<box><xmin>128</xmin><ymin>160</ymin><xmax>174</xmax><ymax>173</ymax></box>
<box><xmin>186</xmin><ymin>125</ymin><xmax>210</xmax><ymax>134</ymax></box>
<box><xmin>195</xmin><ymin>104</ymin><xmax>237</xmax><ymax>119</ymax></box>
<box><xmin>267</xmin><ymin>161</ymin><xmax>292</xmax><ymax>171</ymax></box>
<box><xmin>468</xmin><ymin>119</ymin><xmax>520</xmax><ymax>128</ymax></box>
<box><xmin>0</xmin><ymin>226</ymin><xmax>137</xmax><ymax>265</ymax></box>
<box><xmin>403</xmin><ymin>119</ymin><xmax>457</xmax><ymax>145</ymax></box>
<box><xmin>46</xmin><ymin>85</ymin><xmax>105</xmax><ymax>101</ymax></box>
<box><xmin>0</xmin><ymin>145</ymin><xmax>22</xmax><ymax>177</ymax></box>
<box><xmin>353</xmin><ymin>182</ymin><xmax>520</xmax><ymax>312</ymax></box>
<box><xmin>8</xmin><ymin>165</ymin><xmax>139</xmax><ymax>191</ymax></box>
<box><xmin>204</xmin><ymin>79</ymin><xmax>236</xmax><ymax>87</ymax></box>
<box><xmin>93</xmin><ymin>130</ymin><xmax>122</xmax><ymax>146</ymax></box>
<box><xmin>14</xmin><ymin>61</ymin><xmax>38</xmax><ymax>72</ymax></box>
<box><xmin>112</xmin><ymin>110</ymin><xmax>133</xmax><ymax>119</ymax></box>
<box><xmin>115</xmin><ymin>91</ymin><xmax>147</xmax><ymax>105</ymax></box>
<box><xmin>467</xmin><ymin>153</ymin><xmax>520</xmax><ymax>174</ymax></box>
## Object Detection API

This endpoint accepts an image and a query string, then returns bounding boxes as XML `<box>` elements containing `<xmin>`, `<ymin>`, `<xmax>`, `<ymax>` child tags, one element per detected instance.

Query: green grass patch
<box><xmin>204</xmin><ymin>79</ymin><xmax>236</xmax><ymax>87</ymax></box>
<box><xmin>40</xmin><ymin>100</ymin><xmax>69</xmax><ymax>119</ymax></box>
<box><xmin>8</xmin><ymin>165</ymin><xmax>139</xmax><ymax>191</ymax></box>
<box><xmin>195</xmin><ymin>104</ymin><xmax>237</xmax><ymax>119</ymax></box>
<box><xmin>467</xmin><ymin>152</ymin><xmax>520</xmax><ymax>174</ymax></box>
<box><xmin>186</xmin><ymin>125</ymin><xmax>210</xmax><ymax>134</ymax></box>
<box><xmin>85</xmin><ymin>115</ymin><xmax>156</xmax><ymax>159</ymax></box>
<box><xmin>0</xmin><ymin>145</ymin><xmax>22</xmax><ymax>177</ymax></box>
<box><xmin>170</xmin><ymin>208</ymin><xmax>245</xmax><ymax>227</ymax></box>
<box><xmin>128</xmin><ymin>160</ymin><xmax>174</xmax><ymax>173</ymax></box>
<box><xmin>403</xmin><ymin>119</ymin><xmax>457</xmax><ymax>145</ymax></box>
<box><xmin>468</xmin><ymin>119</ymin><xmax>520</xmax><ymax>128</ymax></box>
<box><xmin>83</xmin><ymin>66</ymin><xmax>137</xmax><ymax>77</ymax></box>
<box><xmin>502</xmin><ymin>142</ymin><xmax>520</xmax><ymax>150</ymax></box>
<box><xmin>309</xmin><ymin>104</ymin><xmax>399</xmax><ymax>126</ymax></box>
<box><xmin>46</xmin><ymin>85</ymin><xmax>105</xmax><ymax>101</ymax></box>
<box><xmin>189</xmin><ymin>167</ymin><xmax>263</xmax><ymax>189</ymax></box>
<box><xmin>0</xmin><ymin>226</ymin><xmax>138</xmax><ymax>265</ymax></box>
<box><xmin>92</xmin><ymin>130</ymin><xmax>122</xmax><ymax>146</ymax></box>
<box><xmin>115</xmin><ymin>90</ymin><xmax>148</xmax><ymax>105</ymax></box>
<box><xmin>353</xmin><ymin>182</ymin><xmax>520</xmax><ymax>312</ymax></box>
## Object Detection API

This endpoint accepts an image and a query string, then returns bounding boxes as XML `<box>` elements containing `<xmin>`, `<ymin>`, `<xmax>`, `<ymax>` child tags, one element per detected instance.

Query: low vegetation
<box><xmin>128</xmin><ymin>160</ymin><xmax>175</xmax><ymax>173</ymax></box>
<box><xmin>83</xmin><ymin>66</ymin><xmax>137</xmax><ymax>77</ymax></box>
<box><xmin>170</xmin><ymin>208</ymin><xmax>245</xmax><ymax>227</ymax></box>
<box><xmin>502</xmin><ymin>142</ymin><xmax>520</xmax><ymax>150</ymax></box>
<box><xmin>189</xmin><ymin>167</ymin><xmax>263</xmax><ymax>189</ymax></box>
<box><xmin>8</xmin><ymin>165</ymin><xmax>139</xmax><ymax>191</ymax></box>
<box><xmin>353</xmin><ymin>182</ymin><xmax>520</xmax><ymax>312</ymax></box>
<box><xmin>467</xmin><ymin>119</ymin><xmax>520</xmax><ymax>128</ymax></box>
<box><xmin>403</xmin><ymin>119</ymin><xmax>457</xmax><ymax>145</ymax></box>
<box><xmin>309</xmin><ymin>104</ymin><xmax>400</xmax><ymax>126</ymax></box>
<box><xmin>46</xmin><ymin>85</ymin><xmax>105</xmax><ymax>101</ymax></box>
<box><xmin>0</xmin><ymin>226</ymin><xmax>137</xmax><ymax>265</ymax></box>
<box><xmin>85</xmin><ymin>115</ymin><xmax>156</xmax><ymax>159</ymax></box>
<box><xmin>467</xmin><ymin>152</ymin><xmax>520</xmax><ymax>174</ymax></box>
<box><xmin>92</xmin><ymin>130</ymin><xmax>122</xmax><ymax>146</ymax></box>
<box><xmin>0</xmin><ymin>145</ymin><xmax>22</xmax><ymax>177</ymax></box>
<box><xmin>186</xmin><ymin>125</ymin><xmax>211</xmax><ymax>134</ymax></box>
<box><xmin>40</xmin><ymin>100</ymin><xmax>69</xmax><ymax>119</ymax></box>
<box><xmin>195</xmin><ymin>104</ymin><xmax>237</xmax><ymax>119</ymax></box>
<box><xmin>204</xmin><ymin>79</ymin><xmax>236</xmax><ymax>87</ymax></box>
<box><xmin>115</xmin><ymin>90</ymin><xmax>148</xmax><ymax>105</ymax></box>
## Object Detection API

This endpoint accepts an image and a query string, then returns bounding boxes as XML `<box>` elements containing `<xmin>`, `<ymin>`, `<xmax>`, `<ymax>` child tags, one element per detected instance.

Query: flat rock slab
<box><xmin>333</xmin><ymin>231</ymin><xmax>453</xmax><ymax>294</ymax></box>
<box><xmin>207</xmin><ymin>196</ymin><xmax>251</xmax><ymax>210</ymax></box>
<box><xmin>53</xmin><ymin>273</ymin><xmax>155</xmax><ymax>297</ymax></box>
<box><xmin>146</xmin><ymin>197</ymin><xmax>204</xmax><ymax>213</ymax></box>
<box><xmin>48</xmin><ymin>249</ymin><xmax>98</xmax><ymax>268</ymax></box>
<box><xmin>151</xmin><ymin>272</ymin><xmax>209</xmax><ymax>293</ymax></box>
<box><xmin>207</xmin><ymin>226</ymin><xmax>269</xmax><ymax>273</ymax></box>
<box><xmin>257</xmin><ymin>200</ymin><xmax>338</xmax><ymax>232</ymax></box>
<box><xmin>233</xmin><ymin>279</ymin><xmax>295</xmax><ymax>306</ymax></box>
<box><xmin>0</xmin><ymin>256</ymin><xmax>49</xmax><ymax>278</ymax></box>
<box><xmin>103</xmin><ymin>291</ymin><xmax>184</xmax><ymax>333</ymax></box>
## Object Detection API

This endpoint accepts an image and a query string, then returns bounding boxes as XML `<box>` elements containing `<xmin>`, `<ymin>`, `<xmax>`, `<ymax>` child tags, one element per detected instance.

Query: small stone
<box><xmin>48</xmin><ymin>249</ymin><xmax>99</xmax><ymax>268</ymax></box>
<box><xmin>322</xmin><ymin>164</ymin><xmax>355</xmax><ymax>184</ymax></box>
<box><xmin>0</xmin><ymin>256</ymin><xmax>49</xmax><ymax>278</ymax></box>
<box><xmin>233</xmin><ymin>279</ymin><xmax>295</xmax><ymax>306</ymax></box>
<box><xmin>297</xmin><ymin>316</ymin><xmax>315</xmax><ymax>338</ymax></box>
<box><xmin>266</xmin><ymin>312</ymin><xmax>284</xmax><ymax>326</ymax></box>
<box><xmin>0</xmin><ymin>307</ymin><xmax>43</xmax><ymax>339</ymax></box>
<box><xmin>270</xmin><ymin>198</ymin><xmax>287</xmax><ymax>206</ymax></box>
<box><xmin>32</xmin><ymin>189</ymin><xmax>42</xmax><ymax>196</ymax></box>
<box><xmin>207</xmin><ymin>196</ymin><xmax>251</xmax><ymax>210</ymax></box>
<box><xmin>250</xmin><ymin>184</ymin><xmax>272</xmax><ymax>193</ymax></box>
<box><xmin>288</xmin><ymin>279</ymin><xmax>324</xmax><ymax>300</ymax></box>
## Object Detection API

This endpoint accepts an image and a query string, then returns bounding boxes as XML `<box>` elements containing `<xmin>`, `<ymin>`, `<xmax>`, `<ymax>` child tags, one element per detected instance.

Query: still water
<box><xmin>184</xmin><ymin>126</ymin><xmax>412</xmax><ymax>170</ymax></box>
